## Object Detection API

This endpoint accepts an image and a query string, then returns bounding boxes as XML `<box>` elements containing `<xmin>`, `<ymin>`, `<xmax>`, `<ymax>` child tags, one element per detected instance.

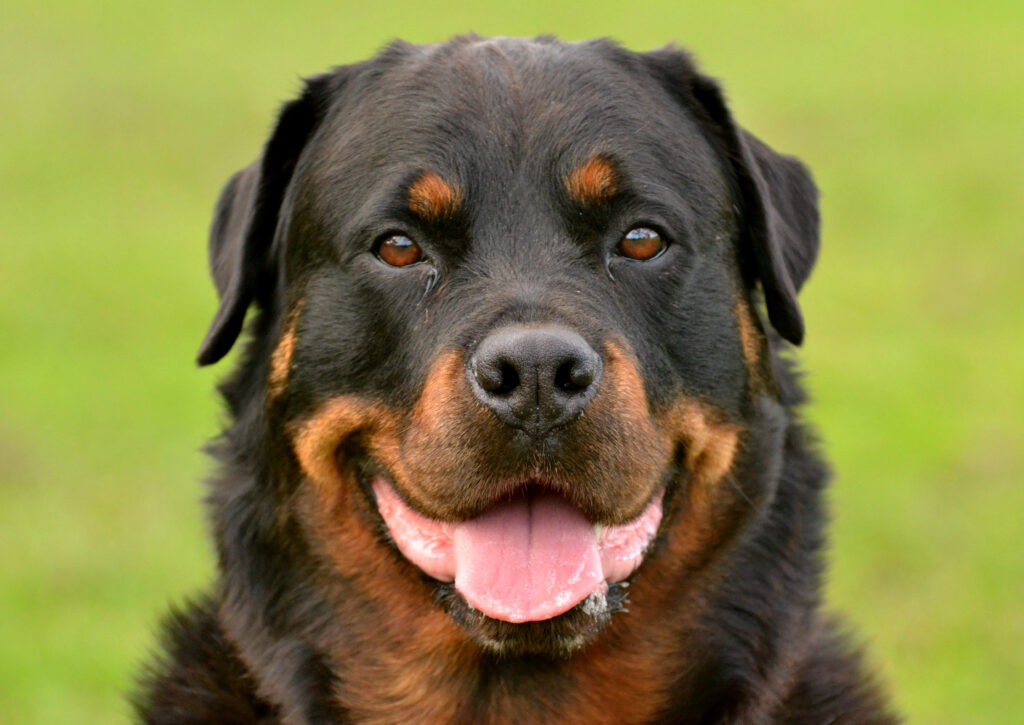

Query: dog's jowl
<box><xmin>136</xmin><ymin>36</ymin><xmax>898</xmax><ymax>724</ymax></box>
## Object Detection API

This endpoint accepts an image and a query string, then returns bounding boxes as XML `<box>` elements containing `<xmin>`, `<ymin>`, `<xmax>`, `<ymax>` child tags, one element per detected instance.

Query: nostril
<box><xmin>494</xmin><ymin>361</ymin><xmax>520</xmax><ymax>395</ymax></box>
<box><xmin>475</xmin><ymin>358</ymin><xmax>520</xmax><ymax>395</ymax></box>
<box><xmin>554</xmin><ymin>356</ymin><xmax>597</xmax><ymax>395</ymax></box>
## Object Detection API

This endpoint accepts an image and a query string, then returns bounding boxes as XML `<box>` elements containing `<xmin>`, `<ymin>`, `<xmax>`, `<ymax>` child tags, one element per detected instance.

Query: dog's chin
<box><xmin>435</xmin><ymin>581</ymin><xmax>630</xmax><ymax>658</ymax></box>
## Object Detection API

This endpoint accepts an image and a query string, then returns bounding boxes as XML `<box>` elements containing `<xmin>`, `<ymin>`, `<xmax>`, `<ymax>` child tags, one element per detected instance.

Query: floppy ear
<box><xmin>688</xmin><ymin>73</ymin><xmax>819</xmax><ymax>345</ymax></box>
<box><xmin>644</xmin><ymin>48</ymin><xmax>820</xmax><ymax>345</ymax></box>
<box><xmin>196</xmin><ymin>74</ymin><xmax>334</xmax><ymax>366</ymax></box>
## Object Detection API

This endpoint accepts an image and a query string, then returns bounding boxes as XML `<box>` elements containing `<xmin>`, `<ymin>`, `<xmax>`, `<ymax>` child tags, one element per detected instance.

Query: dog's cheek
<box><xmin>634</xmin><ymin>400</ymin><xmax>744</xmax><ymax>586</ymax></box>
<box><xmin>293</xmin><ymin>450</ymin><xmax>421</xmax><ymax>605</ymax></box>
<box><xmin>287</xmin><ymin>395</ymin><xmax>462</xmax><ymax>619</ymax></box>
<box><xmin>289</xmin><ymin>454</ymin><xmax>476</xmax><ymax>722</ymax></box>
<box><xmin>281</xmin><ymin>270</ymin><xmax>423</xmax><ymax>411</ymax></box>
<box><xmin>629</xmin><ymin>257</ymin><xmax>750</xmax><ymax>416</ymax></box>
<box><xmin>639</xmin><ymin>396</ymin><xmax>786</xmax><ymax>597</ymax></box>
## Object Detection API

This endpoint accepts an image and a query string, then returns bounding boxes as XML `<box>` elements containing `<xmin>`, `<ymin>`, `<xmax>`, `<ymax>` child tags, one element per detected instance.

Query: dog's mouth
<box><xmin>371</xmin><ymin>476</ymin><xmax>664</xmax><ymax>624</ymax></box>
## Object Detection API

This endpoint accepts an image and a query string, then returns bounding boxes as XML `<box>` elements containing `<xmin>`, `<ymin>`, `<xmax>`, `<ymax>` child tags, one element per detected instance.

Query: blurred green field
<box><xmin>1</xmin><ymin>1</ymin><xmax>1021</xmax><ymax>722</ymax></box>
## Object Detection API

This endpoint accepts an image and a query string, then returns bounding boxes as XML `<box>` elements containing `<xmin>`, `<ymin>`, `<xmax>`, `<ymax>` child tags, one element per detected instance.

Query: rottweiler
<box><xmin>135</xmin><ymin>36</ymin><xmax>898</xmax><ymax>724</ymax></box>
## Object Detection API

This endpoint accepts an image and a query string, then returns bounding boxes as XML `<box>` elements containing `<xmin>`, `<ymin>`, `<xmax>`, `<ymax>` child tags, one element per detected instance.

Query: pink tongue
<box><xmin>453</xmin><ymin>492</ymin><xmax>604</xmax><ymax>623</ymax></box>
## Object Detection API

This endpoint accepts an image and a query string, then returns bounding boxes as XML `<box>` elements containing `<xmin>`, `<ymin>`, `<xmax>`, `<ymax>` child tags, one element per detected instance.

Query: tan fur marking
<box><xmin>679</xmin><ymin>404</ymin><xmax>741</xmax><ymax>487</ymax></box>
<box><xmin>736</xmin><ymin>298</ymin><xmax>761</xmax><ymax>370</ymax></box>
<box><xmin>267</xmin><ymin>300</ymin><xmax>304</xmax><ymax>399</ymax></box>
<box><xmin>403</xmin><ymin>349</ymin><xmax>495</xmax><ymax>510</ymax></box>
<box><xmin>410</xmin><ymin>350</ymin><xmax>467</xmax><ymax>439</ymax></box>
<box><xmin>292</xmin><ymin>398</ymin><xmax>375</xmax><ymax>491</ymax></box>
<box><xmin>659</xmin><ymin>399</ymin><xmax>741</xmax><ymax>489</ymax></box>
<box><xmin>408</xmin><ymin>172</ymin><xmax>462</xmax><ymax>221</ymax></box>
<box><xmin>289</xmin><ymin>396</ymin><xmax>479</xmax><ymax>722</ymax></box>
<box><xmin>645</xmin><ymin>399</ymin><xmax>744</xmax><ymax>583</ymax></box>
<box><xmin>301</xmin><ymin>468</ymin><xmax>471</xmax><ymax>721</ymax></box>
<box><xmin>565</xmin><ymin>155</ymin><xmax>618</xmax><ymax>204</ymax></box>
<box><xmin>602</xmin><ymin>341</ymin><xmax>657</xmax><ymax>434</ymax></box>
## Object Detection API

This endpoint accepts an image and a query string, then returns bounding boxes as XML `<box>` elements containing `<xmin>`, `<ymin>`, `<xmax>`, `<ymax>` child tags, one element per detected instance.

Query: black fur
<box><xmin>133</xmin><ymin>597</ymin><xmax>277</xmax><ymax>724</ymax></box>
<box><xmin>135</xmin><ymin>36</ymin><xmax>897</xmax><ymax>724</ymax></box>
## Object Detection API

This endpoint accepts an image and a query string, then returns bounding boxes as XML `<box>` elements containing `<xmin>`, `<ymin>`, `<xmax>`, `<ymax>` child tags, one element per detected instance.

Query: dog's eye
<box><xmin>376</xmin><ymin>234</ymin><xmax>424</xmax><ymax>267</ymax></box>
<box><xmin>618</xmin><ymin>227</ymin><xmax>665</xmax><ymax>261</ymax></box>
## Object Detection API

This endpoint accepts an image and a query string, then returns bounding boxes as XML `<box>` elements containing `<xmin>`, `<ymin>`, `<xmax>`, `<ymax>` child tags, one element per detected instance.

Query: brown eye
<box><xmin>376</xmin><ymin>234</ymin><xmax>424</xmax><ymax>267</ymax></box>
<box><xmin>618</xmin><ymin>227</ymin><xmax>665</xmax><ymax>261</ymax></box>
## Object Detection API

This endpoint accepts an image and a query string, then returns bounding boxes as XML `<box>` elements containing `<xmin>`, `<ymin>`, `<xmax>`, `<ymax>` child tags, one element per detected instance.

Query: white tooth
<box><xmin>594</xmin><ymin>523</ymin><xmax>603</xmax><ymax>541</ymax></box>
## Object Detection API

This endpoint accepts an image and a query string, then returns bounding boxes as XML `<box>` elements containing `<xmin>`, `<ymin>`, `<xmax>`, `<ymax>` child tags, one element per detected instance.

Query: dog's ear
<box><xmin>196</xmin><ymin>74</ymin><xmax>334</xmax><ymax>366</ymax></box>
<box><xmin>688</xmin><ymin>74</ymin><xmax>819</xmax><ymax>345</ymax></box>
<box><xmin>644</xmin><ymin>49</ymin><xmax>820</xmax><ymax>345</ymax></box>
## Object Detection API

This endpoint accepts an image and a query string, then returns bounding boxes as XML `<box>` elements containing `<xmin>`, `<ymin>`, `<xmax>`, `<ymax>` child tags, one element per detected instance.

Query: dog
<box><xmin>135</xmin><ymin>36</ymin><xmax>898</xmax><ymax>724</ymax></box>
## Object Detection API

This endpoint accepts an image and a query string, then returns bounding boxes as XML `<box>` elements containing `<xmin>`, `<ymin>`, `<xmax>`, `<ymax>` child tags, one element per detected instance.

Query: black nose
<box><xmin>469</xmin><ymin>326</ymin><xmax>602</xmax><ymax>438</ymax></box>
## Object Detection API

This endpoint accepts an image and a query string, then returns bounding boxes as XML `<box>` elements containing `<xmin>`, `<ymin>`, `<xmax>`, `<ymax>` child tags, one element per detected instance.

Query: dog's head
<box><xmin>200</xmin><ymin>37</ymin><xmax>818</xmax><ymax>661</ymax></box>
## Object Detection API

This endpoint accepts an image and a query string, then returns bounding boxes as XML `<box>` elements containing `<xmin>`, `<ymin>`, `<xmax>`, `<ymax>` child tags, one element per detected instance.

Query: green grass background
<box><xmin>2</xmin><ymin>1</ymin><xmax>1021</xmax><ymax>722</ymax></box>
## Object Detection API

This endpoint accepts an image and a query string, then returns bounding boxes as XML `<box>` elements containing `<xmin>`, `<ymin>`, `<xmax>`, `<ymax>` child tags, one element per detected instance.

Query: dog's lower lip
<box><xmin>371</xmin><ymin>476</ymin><xmax>663</xmax><ymax>623</ymax></box>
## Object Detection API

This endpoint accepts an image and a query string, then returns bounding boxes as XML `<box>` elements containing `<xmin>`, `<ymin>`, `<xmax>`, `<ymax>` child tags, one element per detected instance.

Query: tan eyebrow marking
<box><xmin>407</xmin><ymin>172</ymin><xmax>462</xmax><ymax>222</ymax></box>
<box><xmin>565</xmin><ymin>155</ymin><xmax>619</xmax><ymax>204</ymax></box>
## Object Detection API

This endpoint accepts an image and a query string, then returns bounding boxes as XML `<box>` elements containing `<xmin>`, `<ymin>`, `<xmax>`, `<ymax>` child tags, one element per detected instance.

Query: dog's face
<box><xmin>200</xmin><ymin>38</ymin><xmax>818</xmax><ymax>659</ymax></box>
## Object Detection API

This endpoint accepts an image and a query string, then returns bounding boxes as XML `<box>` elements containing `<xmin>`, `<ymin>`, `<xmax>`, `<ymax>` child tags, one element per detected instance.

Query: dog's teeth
<box><xmin>594</xmin><ymin>523</ymin><xmax>603</xmax><ymax>540</ymax></box>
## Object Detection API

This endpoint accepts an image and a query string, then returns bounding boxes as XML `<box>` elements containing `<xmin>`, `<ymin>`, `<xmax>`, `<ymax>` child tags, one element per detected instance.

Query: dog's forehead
<box><xmin>302</xmin><ymin>38</ymin><xmax>728</xmax><ymax>215</ymax></box>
